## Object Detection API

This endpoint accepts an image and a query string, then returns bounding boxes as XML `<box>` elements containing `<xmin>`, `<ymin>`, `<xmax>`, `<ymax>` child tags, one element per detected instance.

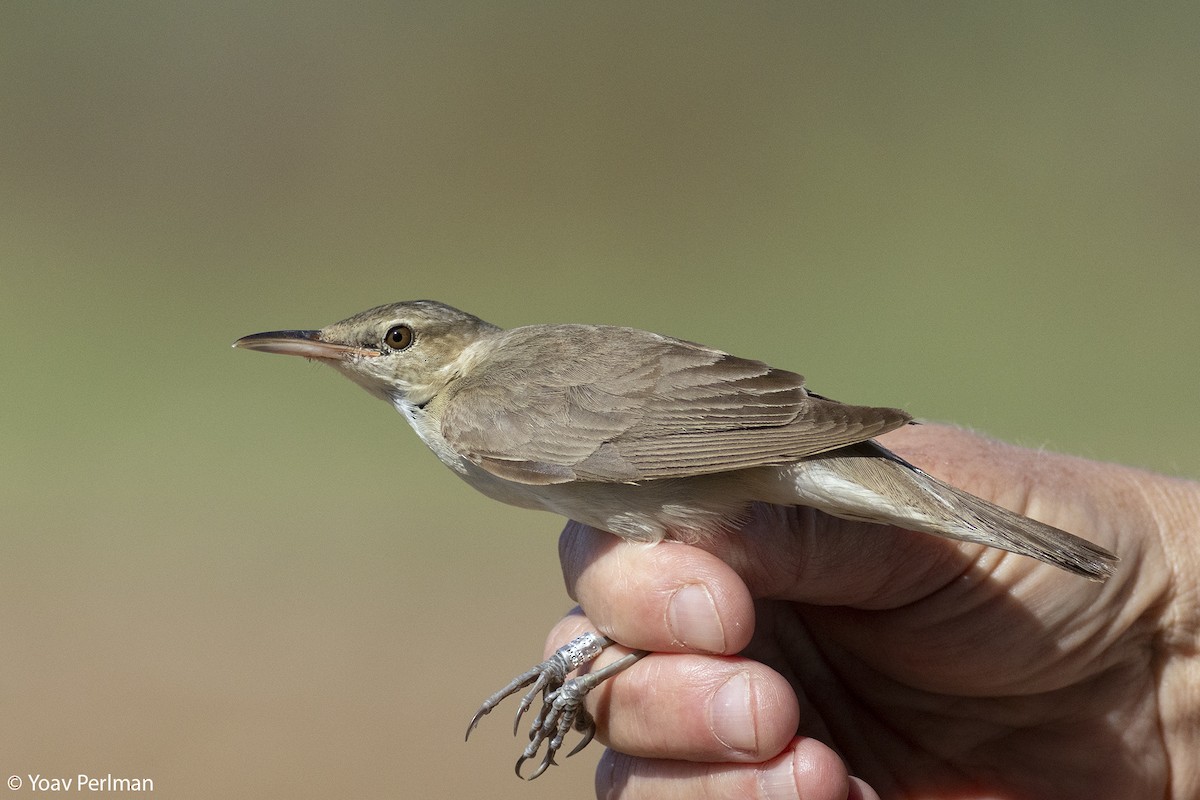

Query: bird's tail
<box><xmin>773</xmin><ymin>442</ymin><xmax>1118</xmax><ymax>581</ymax></box>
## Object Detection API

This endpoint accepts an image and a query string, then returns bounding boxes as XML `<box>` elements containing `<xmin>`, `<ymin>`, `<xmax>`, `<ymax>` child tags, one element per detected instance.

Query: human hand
<box><xmin>552</xmin><ymin>424</ymin><xmax>1200</xmax><ymax>799</ymax></box>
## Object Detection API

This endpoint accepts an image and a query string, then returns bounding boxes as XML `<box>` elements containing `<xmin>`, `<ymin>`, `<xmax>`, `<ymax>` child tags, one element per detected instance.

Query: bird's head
<box><xmin>234</xmin><ymin>300</ymin><xmax>501</xmax><ymax>407</ymax></box>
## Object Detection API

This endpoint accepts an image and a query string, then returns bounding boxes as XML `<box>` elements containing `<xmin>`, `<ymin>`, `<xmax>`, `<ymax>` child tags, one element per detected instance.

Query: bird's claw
<box><xmin>515</xmin><ymin>677</ymin><xmax>596</xmax><ymax>780</ymax></box>
<box><xmin>512</xmin><ymin>670</ymin><xmax>558</xmax><ymax>735</ymax></box>
<box><xmin>468</xmin><ymin>632</ymin><xmax>610</xmax><ymax>779</ymax></box>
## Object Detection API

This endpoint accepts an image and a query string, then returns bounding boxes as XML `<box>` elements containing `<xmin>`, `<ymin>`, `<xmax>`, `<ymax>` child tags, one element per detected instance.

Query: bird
<box><xmin>234</xmin><ymin>299</ymin><xmax>1117</xmax><ymax>777</ymax></box>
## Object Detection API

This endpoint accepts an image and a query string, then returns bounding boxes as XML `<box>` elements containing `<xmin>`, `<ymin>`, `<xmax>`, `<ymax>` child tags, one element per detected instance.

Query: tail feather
<box><xmin>907</xmin><ymin>464</ymin><xmax>1116</xmax><ymax>580</ymax></box>
<box><xmin>779</xmin><ymin>442</ymin><xmax>1118</xmax><ymax>581</ymax></box>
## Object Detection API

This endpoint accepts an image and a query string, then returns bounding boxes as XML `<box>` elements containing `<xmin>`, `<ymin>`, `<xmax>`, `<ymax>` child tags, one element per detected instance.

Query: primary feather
<box><xmin>438</xmin><ymin>324</ymin><xmax>912</xmax><ymax>484</ymax></box>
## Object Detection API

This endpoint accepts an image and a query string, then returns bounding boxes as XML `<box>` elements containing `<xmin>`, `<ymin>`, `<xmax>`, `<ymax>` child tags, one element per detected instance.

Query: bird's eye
<box><xmin>384</xmin><ymin>324</ymin><xmax>414</xmax><ymax>350</ymax></box>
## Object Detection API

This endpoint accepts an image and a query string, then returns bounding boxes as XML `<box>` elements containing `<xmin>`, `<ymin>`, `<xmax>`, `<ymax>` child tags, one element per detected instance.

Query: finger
<box><xmin>547</xmin><ymin>610</ymin><xmax>799</xmax><ymax>763</ymax></box>
<box><xmin>559</xmin><ymin>510</ymin><xmax>959</xmax><ymax>655</ymax></box>
<box><xmin>595</xmin><ymin>737</ymin><xmax>877</xmax><ymax>800</ymax></box>
<box><xmin>563</xmin><ymin>424</ymin><xmax>1077</xmax><ymax>622</ymax></box>
<box><xmin>559</xmin><ymin>524</ymin><xmax>756</xmax><ymax>654</ymax></box>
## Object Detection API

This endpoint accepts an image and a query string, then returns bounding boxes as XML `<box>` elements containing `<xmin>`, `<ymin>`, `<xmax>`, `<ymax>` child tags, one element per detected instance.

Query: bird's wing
<box><xmin>438</xmin><ymin>324</ymin><xmax>911</xmax><ymax>485</ymax></box>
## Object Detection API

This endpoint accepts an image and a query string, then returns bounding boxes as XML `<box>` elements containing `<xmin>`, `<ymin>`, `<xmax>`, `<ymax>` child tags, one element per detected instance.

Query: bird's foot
<box><xmin>515</xmin><ymin>672</ymin><xmax>599</xmax><ymax>779</ymax></box>
<box><xmin>466</xmin><ymin>631</ymin><xmax>648</xmax><ymax>778</ymax></box>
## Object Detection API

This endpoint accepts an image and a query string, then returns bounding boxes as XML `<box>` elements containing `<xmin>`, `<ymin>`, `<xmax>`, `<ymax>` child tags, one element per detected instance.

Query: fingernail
<box><xmin>757</xmin><ymin>750</ymin><xmax>800</xmax><ymax>800</ymax></box>
<box><xmin>667</xmin><ymin>583</ymin><xmax>726</xmax><ymax>652</ymax></box>
<box><xmin>708</xmin><ymin>670</ymin><xmax>757</xmax><ymax>753</ymax></box>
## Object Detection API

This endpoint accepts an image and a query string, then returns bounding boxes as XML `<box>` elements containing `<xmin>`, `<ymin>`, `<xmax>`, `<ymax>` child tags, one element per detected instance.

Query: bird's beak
<box><xmin>232</xmin><ymin>330</ymin><xmax>382</xmax><ymax>360</ymax></box>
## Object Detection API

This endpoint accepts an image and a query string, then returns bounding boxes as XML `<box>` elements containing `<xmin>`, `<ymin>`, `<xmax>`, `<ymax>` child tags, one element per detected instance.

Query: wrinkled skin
<box><xmin>550</xmin><ymin>425</ymin><xmax>1200</xmax><ymax>800</ymax></box>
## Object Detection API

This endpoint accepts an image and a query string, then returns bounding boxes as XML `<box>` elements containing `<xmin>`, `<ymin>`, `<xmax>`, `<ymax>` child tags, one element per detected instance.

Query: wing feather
<box><xmin>439</xmin><ymin>324</ymin><xmax>911</xmax><ymax>485</ymax></box>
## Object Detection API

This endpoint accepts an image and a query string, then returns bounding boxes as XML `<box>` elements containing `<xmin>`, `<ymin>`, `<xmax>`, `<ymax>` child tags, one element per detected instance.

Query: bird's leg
<box><xmin>465</xmin><ymin>631</ymin><xmax>649</xmax><ymax>779</ymax></box>
<box><xmin>517</xmin><ymin>648</ymin><xmax>647</xmax><ymax>779</ymax></box>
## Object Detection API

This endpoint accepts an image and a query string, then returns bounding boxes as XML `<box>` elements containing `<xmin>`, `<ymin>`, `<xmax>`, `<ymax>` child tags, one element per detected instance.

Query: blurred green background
<box><xmin>2</xmin><ymin>3</ymin><xmax>1197</xmax><ymax>798</ymax></box>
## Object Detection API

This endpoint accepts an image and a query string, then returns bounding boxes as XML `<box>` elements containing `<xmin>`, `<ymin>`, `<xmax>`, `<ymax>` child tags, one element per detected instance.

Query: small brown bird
<box><xmin>235</xmin><ymin>300</ymin><xmax>1117</xmax><ymax>777</ymax></box>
